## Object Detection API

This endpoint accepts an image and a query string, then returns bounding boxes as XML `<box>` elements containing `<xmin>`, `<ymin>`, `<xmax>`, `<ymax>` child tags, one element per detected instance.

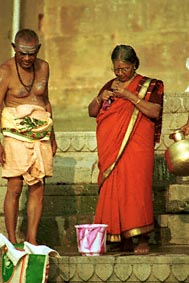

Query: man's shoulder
<box><xmin>37</xmin><ymin>57</ymin><xmax>48</xmax><ymax>64</ymax></box>
<box><xmin>0</xmin><ymin>58</ymin><xmax>13</xmax><ymax>77</ymax></box>
<box><xmin>35</xmin><ymin>58</ymin><xmax>49</xmax><ymax>70</ymax></box>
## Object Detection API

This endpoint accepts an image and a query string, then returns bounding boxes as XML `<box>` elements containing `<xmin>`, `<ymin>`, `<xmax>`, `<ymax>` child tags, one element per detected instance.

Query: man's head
<box><xmin>12</xmin><ymin>29</ymin><xmax>41</xmax><ymax>54</ymax></box>
<box><xmin>12</xmin><ymin>29</ymin><xmax>41</xmax><ymax>69</ymax></box>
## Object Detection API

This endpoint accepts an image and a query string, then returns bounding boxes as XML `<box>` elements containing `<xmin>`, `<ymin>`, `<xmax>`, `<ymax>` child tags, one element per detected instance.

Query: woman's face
<box><xmin>113</xmin><ymin>60</ymin><xmax>136</xmax><ymax>82</ymax></box>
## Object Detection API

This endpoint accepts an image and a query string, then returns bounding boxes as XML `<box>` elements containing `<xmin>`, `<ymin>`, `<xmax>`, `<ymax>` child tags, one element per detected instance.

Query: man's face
<box><xmin>12</xmin><ymin>39</ymin><xmax>41</xmax><ymax>69</ymax></box>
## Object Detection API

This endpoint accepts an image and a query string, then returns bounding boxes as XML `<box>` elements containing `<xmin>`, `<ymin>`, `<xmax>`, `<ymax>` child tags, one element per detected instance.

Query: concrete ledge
<box><xmin>47</xmin><ymin>252</ymin><xmax>189</xmax><ymax>282</ymax></box>
<box><xmin>1</xmin><ymin>249</ymin><xmax>189</xmax><ymax>283</ymax></box>
<box><xmin>158</xmin><ymin>214</ymin><xmax>189</xmax><ymax>245</ymax></box>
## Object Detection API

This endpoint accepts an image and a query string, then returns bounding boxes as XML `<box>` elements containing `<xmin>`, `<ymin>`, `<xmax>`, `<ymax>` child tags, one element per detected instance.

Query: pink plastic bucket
<box><xmin>75</xmin><ymin>224</ymin><xmax>108</xmax><ymax>256</ymax></box>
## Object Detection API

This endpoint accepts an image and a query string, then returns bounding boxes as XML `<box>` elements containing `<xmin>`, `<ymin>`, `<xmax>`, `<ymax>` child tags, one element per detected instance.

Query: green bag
<box><xmin>2</xmin><ymin>251</ymin><xmax>49</xmax><ymax>283</ymax></box>
<box><xmin>0</xmin><ymin>234</ymin><xmax>59</xmax><ymax>283</ymax></box>
<box><xmin>2</xmin><ymin>243</ymin><xmax>49</xmax><ymax>283</ymax></box>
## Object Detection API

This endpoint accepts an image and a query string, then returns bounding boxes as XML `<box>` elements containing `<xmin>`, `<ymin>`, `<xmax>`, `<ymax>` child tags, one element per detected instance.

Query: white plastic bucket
<box><xmin>75</xmin><ymin>224</ymin><xmax>108</xmax><ymax>256</ymax></box>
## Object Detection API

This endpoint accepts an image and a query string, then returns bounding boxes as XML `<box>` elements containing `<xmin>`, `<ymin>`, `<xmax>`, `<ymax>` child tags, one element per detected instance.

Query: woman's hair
<box><xmin>111</xmin><ymin>45</ymin><xmax>140</xmax><ymax>69</ymax></box>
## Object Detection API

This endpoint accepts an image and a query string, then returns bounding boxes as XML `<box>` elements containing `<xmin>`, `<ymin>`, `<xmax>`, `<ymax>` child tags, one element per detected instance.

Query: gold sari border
<box><xmin>106</xmin><ymin>224</ymin><xmax>154</xmax><ymax>242</ymax></box>
<box><xmin>125</xmin><ymin>224</ymin><xmax>154</xmax><ymax>238</ymax></box>
<box><xmin>107</xmin><ymin>234</ymin><xmax>121</xmax><ymax>243</ymax></box>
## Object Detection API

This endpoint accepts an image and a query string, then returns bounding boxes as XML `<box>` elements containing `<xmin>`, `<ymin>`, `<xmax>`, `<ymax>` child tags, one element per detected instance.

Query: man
<box><xmin>0</xmin><ymin>29</ymin><xmax>57</xmax><ymax>245</ymax></box>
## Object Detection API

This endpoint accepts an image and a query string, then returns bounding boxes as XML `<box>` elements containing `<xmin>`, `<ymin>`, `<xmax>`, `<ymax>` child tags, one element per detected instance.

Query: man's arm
<box><xmin>46</xmin><ymin>98</ymin><xmax>57</xmax><ymax>156</ymax></box>
<box><xmin>46</xmin><ymin>101</ymin><xmax>57</xmax><ymax>156</ymax></box>
<box><xmin>0</xmin><ymin>63</ymin><xmax>10</xmax><ymax>165</ymax></box>
<box><xmin>43</xmin><ymin>62</ymin><xmax>57</xmax><ymax>156</ymax></box>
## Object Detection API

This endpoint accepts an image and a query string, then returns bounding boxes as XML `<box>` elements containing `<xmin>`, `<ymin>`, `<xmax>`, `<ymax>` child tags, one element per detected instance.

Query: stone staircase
<box><xmin>1</xmin><ymin>99</ymin><xmax>189</xmax><ymax>283</ymax></box>
<box><xmin>0</xmin><ymin>131</ymin><xmax>185</xmax><ymax>250</ymax></box>
<box><xmin>0</xmin><ymin>133</ymin><xmax>188</xmax><ymax>282</ymax></box>
<box><xmin>47</xmin><ymin>250</ymin><xmax>189</xmax><ymax>282</ymax></box>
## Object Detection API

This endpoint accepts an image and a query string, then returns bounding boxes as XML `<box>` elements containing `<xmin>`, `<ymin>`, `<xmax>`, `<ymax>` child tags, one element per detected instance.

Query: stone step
<box><xmin>1</xmin><ymin>182</ymin><xmax>189</xmax><ymax>249</ymax></box>
<box><xmin>1</xmin><ymin>246</ymin><xmax>189</xmax><ymax>283</ymax></box>
<box><xmin>157</xmin><ymin>214</ymin><xmax>189</xmax><ymax>245</ymax></box>
<box><xmin>0</xmin><ymin>132</ymin><xmax>175</xmax><ymax>186</ymax></box>
<box><xmin>166</xmin><ymin>183</ymin><xmax>189</xmax><ymax>213</ymax></box>
<box><xmin>0</xmin><ymin>183</ymin><xmax>98</xmax><ymax>250</ymax></box>
<box><xmin>1</xmin><ymin>214</ymin><xmax>189</xmax><ymax>252</ymax></box>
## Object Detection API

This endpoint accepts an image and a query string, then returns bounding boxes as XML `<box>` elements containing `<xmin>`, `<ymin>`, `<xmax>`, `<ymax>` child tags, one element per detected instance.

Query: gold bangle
<box><xmin>135</xmin><ymin>98</ymin><xmax>141</xmax><ymax>105</ymax></box>
<box><xmin>95</xmin><ymin>96</ymin><xmax>101</xmax><ymax>105</ymax></box>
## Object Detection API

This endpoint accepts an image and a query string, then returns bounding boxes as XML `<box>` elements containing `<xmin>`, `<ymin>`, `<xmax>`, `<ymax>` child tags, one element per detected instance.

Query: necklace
<box><xmin>15</xmin><ymin>56</ymin><xmax>35</xmax><ymax>93</ymax></box>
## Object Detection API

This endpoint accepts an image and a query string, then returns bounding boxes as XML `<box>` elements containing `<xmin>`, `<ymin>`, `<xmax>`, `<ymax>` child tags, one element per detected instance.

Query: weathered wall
<box><xmin>1</xmin><ymin>0</ymin><xmax>189</xmax><ymax>130</ymax></box>
<box><xmin>0</xmin><ymin>0</ymin><xmax>13</xmax><ymax>61</ymax></box>
<box><xmin>41</xmin><ymin>0</ymin><xmax>189</xmax><ymax>129</ymax></box>
<box><xmin>0</xmin><ymin>0</ymin><xmax>45</xmax><ymax>60</ymax></box>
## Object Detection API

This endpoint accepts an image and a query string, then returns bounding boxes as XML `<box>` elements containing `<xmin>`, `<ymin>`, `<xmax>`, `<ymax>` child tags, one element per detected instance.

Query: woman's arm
<box><xmin>113</xmin><ymin>80</ymin><xmax>164</xmax><ymax>119</ymax></box>
<box><xmin>88</xmin><ymin>79</ymin><xmax>115</xmax><ymax>117</ymax></box>
<box><xmin>114</xmin><ymin>88</ymin><xmax>161</xmax><ymax>119</ymax></box>
<box><xmin>88</xmin><ymin>90</ymin><xmax>114</xmax><ymax>117</ymax></box>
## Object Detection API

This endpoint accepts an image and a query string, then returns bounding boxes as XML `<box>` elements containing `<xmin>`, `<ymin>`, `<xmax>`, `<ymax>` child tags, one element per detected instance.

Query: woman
<box><xmin>88</xmin><ymin>45</ymin><xmax>164</xmax><ymax>254</ymax></box>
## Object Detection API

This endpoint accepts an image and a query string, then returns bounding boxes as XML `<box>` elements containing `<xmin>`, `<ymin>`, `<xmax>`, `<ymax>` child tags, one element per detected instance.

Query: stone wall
<box><xmin>42</xmin><ymin>0</ymin><xmax>189</xmax><ymax>130</ymax></box>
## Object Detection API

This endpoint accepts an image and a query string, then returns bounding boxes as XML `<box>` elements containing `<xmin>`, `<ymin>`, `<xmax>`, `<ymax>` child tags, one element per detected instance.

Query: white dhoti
<box><xmin>1</xmin><ymin>105</ymin><xmax>53</xmax><ymax>185</ymax></box>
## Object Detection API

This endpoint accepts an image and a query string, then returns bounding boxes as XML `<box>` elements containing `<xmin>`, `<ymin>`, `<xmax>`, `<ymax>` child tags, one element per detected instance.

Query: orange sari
<box><xmin>94</xmin><ymin>74</ymin><xmax>164</xmax><ymax>242</ymax></box>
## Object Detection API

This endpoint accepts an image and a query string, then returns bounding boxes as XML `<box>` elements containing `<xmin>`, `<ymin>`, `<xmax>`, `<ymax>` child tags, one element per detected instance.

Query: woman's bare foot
<box><xmin>134</xmin><ymin>235</ymin><xmax>149</xmax><ymax>255</ymax></box>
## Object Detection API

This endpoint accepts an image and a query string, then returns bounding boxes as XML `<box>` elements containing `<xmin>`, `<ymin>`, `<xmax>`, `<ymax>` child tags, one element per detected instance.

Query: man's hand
<box><xmin>50</xmin><ymin>135</ymin><xmax>57</xmax><ymax>156</ymax></box>
<box><xmin>50</xmin><ymin>127</ymin><xmax>57</xmax><ymax>156</ymax></box>
<box><xmin>0</xmin><ymin>143</ymin><xmax>5</xmax><ymax>165</ymax></box>
<box><xmin>51</xmin><ymin>139</ymin><xmax>57</xmax><ymax>156</ymax></box>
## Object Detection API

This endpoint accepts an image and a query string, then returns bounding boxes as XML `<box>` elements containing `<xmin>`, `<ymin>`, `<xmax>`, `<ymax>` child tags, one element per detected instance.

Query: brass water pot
<box><xmin>164</xmin><ymin>129</ymin><xmax>189</xmax><ymax>176</ymax></box>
